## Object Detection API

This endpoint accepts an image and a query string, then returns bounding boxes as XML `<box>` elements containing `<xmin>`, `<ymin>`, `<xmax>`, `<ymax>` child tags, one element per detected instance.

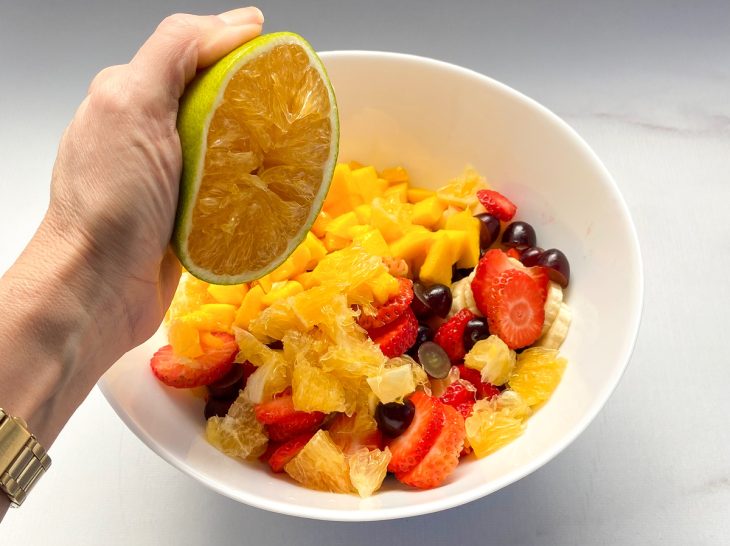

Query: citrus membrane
<box><xmin>174</xmin><ymin>32</ymin><xmax>339</xmax><ymax>284</ymax></box>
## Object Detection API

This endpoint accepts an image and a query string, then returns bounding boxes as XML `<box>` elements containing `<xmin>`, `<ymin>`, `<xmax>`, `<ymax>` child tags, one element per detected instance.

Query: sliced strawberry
<box><xmin>487</xmin><ymin>269</ymin><xmax>545</xmax><ymax>349</ymax></box>
<box><xmin>471</xmin><ymin>249</ymin><xmax>548</xmax><ymax>315</ymax></box>
<box><xmin>359</xmin><ymin>277</ymin><xmax>414</xmax><ymax>329</ymax></box>
<box><xmin>368</xmin><ymin>307</ymin><xmax>419</xmax><ymax>358</ymax></box>
<box><xmin>506</xmin><ymin>247</ymin><xmax>521</xmax><ymax>260</ymax></box>
<box><xmin>396</xmin><ymin>404</ymin><xmax>466</xmax><ymax>489</ymax></box>
<box><xmin>456</xmin><ymin>365</ymin><xmax>501</xmax><ymax>400</ymax></box>
<box><xmin>150</xmin><ymin>332</ymin><xmax>237</xmax><ymax>388</ymax></box>
<box><xmin>254</xmin><ymin>393</ymin><xmax>325</xmax><ymax>442</ymax></box>
<box><xmin>433</xmin><ymin>309</ymin><xmax>475</xmax><ymax>362</ymax></box>
<box><xmin>387</xmin><ymin>391</ymin><xmax>445</xmax><ymax>474</ymax></box>
<box><xmin>476</xmin><ymin>189</ymin><xmax>517</xmax><ymax>221</ymax></box>
<box><xmin>439</xmin><ymin>380</ymin><xmax>477</xmax><ymax>418</ymax></box>
<box><xmin>267</xmin><ymin>432</ymin><xmax>316</xmax><ymax>473</ymax></box>
<box><xmin>328</xmin><ymin>413</ymin><xmax>383</xmax><ymax>455</ymax></box>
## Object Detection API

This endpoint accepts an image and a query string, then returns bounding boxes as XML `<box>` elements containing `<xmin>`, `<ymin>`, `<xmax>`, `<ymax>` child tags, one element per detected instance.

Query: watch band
<box><xmin>0</xmin><ymin>408</ymin><xmax>51</xmax><ymax>506</ymax></box>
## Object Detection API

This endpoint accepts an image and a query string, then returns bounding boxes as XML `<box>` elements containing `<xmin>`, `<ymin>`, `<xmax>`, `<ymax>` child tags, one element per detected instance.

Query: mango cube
<box><xmin>262</xmin><ymin>281</ymin><xmax>304</xmax><ymax>306</ymax></box>
<box><xmin>311</xmin><ymin>210</ymin><xmax>332</xmax><ymax>238</ymax></box>
<box><xmin>407</xmin><ymin>187</ymin><xmax>435</xmax><ymax>203</ymax></box>
<box><xmin>350</xmin><ymin>166</ymin><xmax>388</xmax><ymax>203</ymax></box>
<box><xmin>445</xmin><ymin>210</ymin><xmax>481</xmax><ymax>268</ymax></box>
<box><xmin>184</xmin><ymin>303</ymin><xmax>236</xmax><ymax>333</ymax></box>
<box><xmin>381</xmin><ymin>166</ymin><xmax>409</xmax><ymax>185</ymax></box>
<box><xmin>325</xmin><ymin>211</ymin><xmax>359</xmax><ymax>240</ymax></box>
<box><xmin>411</xmin><ymin>196</ymin><xmax>447</xmax><ymax>228</ymax></box>
<box><xmin>235</xmin><ymin>285</ymin><xmax>266</xmax><ymax>329</ymax></box>
<box><xmin>354</xmin><ymin>204</ymin><xmax>372</xmax><ymax>224</ymax></box>
<box><xmin>324</xmin><ymin>231</ymin><xmax>350</xmax><ymax>252</ymax></box>
<box><xmin>384</xmin><ymin>183</ymin><xmax>409</xmax><ymax>203</ymax></box>
<box><xmin>351</xmin><ymin>228</ymin><xmax>391</xmax><ymax>257</ymax></box>
<box><xmin>304</xmin><ymin>232</ymin><xmax>328</xmax><ymax>269</ymax></box>
<box><xmin>168</xmin><ymin>319</ymin><xmax>203</xmax><ymax>358</ymax></box>
<box><xmin>389</xmin><ymin>230</ymin><xmax>435</xmax><ymax>265</ymax></box>
<box><xmin>323</xmin><ymin>163</ymin><xmax>355</xmax><ymax>216</ymax></box>
<box><xmin>207</xmin><ymin>284</ymin><xmax>248</xmax><ymax>306</ymax></box>
<box><xmin>418</xmin><ymin>230</ymin><xmax>467</xmax><ymax>286</ymax></box>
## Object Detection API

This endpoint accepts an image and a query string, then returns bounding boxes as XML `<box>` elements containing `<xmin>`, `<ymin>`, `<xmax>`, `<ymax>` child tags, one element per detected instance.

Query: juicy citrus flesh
<box><xmin>186</xmin><ymin>41</ymin><xmax>335</xmax><ymax>280</ymax></box>
<box><xmin>160</xmin><ymin>162</ymin><xmax>572</xmax><ymax>494</ymax></box>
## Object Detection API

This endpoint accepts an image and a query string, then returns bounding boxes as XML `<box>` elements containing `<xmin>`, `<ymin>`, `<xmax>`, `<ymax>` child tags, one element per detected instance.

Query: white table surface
<box><xmin>1</xmin><ymin>1</ymin><xmax>729</xmax><ymax>544</ymax></box>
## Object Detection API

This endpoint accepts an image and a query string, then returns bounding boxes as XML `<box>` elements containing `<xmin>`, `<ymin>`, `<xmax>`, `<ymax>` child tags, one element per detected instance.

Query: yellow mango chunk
<box><xmin>370</xmin><ymin>198</ymin><xmax>413</xmax><ymax>243</ymax></box>
<box><xmin>234</xmin><ymin>285</ymin><xmax>266</xmax><ymax>329</ymax></box>
<box><xmin>389</xmin><ymin>229</ymin><xmax>436</xmax><ymax>264</ymax></box>
<box><xmin>324</xmin><ymin>231</ymin><xmax>350</xmax><ymax>252</ymax></box>
<box><xmin>370</xmin><ymin>271</ymin><xmax>401</xmax><ymax>304</ymax></box>
<box><xmin>270</xmin><ymin>245</ymin><xmax>312</xmax><ymax>282</ymax></box>
<box><xmin>325</xmin><ymin>211</ymin><xmax>359</xmax><ymax>239</ymax></box>
<box><xmin>323</xmin><ymin>163</ymin><xmax>355</xmax><ymax>216</ymax></box>
<box><xmin>304</xmin><ymin>232</ymin><xmax>328</xmax><ymax>269</ymax></box>
<box><xmin>384</xmin><ymin>183</ymin><xmax>409</xmax><ymax>203</ymax></box>
<box><xmin>351</xmin><ymin>229</ymin><xmax>391</xmax><ymax>257</ymax></box>
<box><xmin>199</xmin><ymin>331</ymin><xmax>229</xmax><ymax>348</ymax></box>
<box><xmin>262</xmin><ymin>281</ymin><xmax>304</xmax><ymax>306</ymax></box>
<box><xmin>354</xmin><ymin>204</ymin><xmax>372</xmax><ymax>224</ymax></box>
<box><xmin>407</xmin><ymin>187</ymin><xmax>435</xmax><ymax>203</ymax></box>
<box><xmin>350</xmin><ymin>166</ymin><xmax>388</xmax><ymax>203</ymax></box>
<box><xmin>418</xmin><ymin>231</ymin><xmax>467</xmax><ymax>286</ymax></box>
<box><xmin>294</xmin><ymin>271</ymin><xmax>319</xmax><ymax>289</ymax></box>
<box><xmin>168</xmin><ymin>319</ymin><xmax>203</xmax><ymax>358</ymax></box>
<box><xmin>348</xmin><ymin>160</ymin><xmax>365</xmax><ymax>170</ymax></box>
<box><xmin>411</xmin><ymin>196</ymin><xmax>447</xmax><ymax>228</ymax></box>
<box><xmin>207</xmin><ymin>284</ymin><xmax>248</xmax><ymax>306</ymax></box>
<box><xmin>184</xmin><ymin>303</ymin><xmax>236</xmax><ymax>333</ymax></box>
<box><xmin>445</xmin><ymin>210</ymin><xmax>481</xmax><ymax>268</ymax></box>
<box><xmin>381</xmin><ymin>166</ymin><xmax>409</xmax><ymax>185</ymax></box>
<box><xmin>253</xmin><ymin>274</ymin><xmax>273</xmax><ymax>293</ymax></box>
<box><xmin>311</xmin><ymin>210</ymin><xmax>332</xmax><ymax>238</ymax></box>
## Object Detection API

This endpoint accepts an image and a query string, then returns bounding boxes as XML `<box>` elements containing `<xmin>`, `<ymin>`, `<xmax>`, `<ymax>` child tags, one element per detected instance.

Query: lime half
<box><xmin>173</xmin><ymin>32</ymin><xmax>339</xmax><ymax>284</ymax></box>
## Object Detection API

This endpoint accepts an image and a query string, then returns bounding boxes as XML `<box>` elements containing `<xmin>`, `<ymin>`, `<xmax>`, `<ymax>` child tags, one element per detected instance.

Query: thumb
<box><xmin>130</xmin><ymin>7</ymin><xmax>263</xmax><ymax>104</ymax></box>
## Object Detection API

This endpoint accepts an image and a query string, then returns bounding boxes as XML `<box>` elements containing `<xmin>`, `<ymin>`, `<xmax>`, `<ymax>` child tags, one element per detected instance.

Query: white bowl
<box><xmin>99</xmin><ymin>51</ymin><xmax>643</xmax><ymax>521</ymax></box>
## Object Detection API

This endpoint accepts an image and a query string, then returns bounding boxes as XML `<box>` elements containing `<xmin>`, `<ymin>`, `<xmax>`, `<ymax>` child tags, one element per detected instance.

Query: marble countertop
<box><xmin>1</xmin><ymin>1</ymin><xmax>728</xmax><ymax>544</ymax></box>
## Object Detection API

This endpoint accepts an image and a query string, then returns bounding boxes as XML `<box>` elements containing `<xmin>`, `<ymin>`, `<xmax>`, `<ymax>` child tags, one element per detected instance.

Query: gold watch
<box><xmin>0</xmin><ymin>408</ymin><xmax>51</xmax><ymax>506</ymax></box>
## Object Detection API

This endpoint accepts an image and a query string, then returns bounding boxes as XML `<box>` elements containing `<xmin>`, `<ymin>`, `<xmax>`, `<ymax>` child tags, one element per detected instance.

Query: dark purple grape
<box><xmin>463</xmin><ymin>318</ymin><xmax>490</xmax><ymax>352</ymax></box>
<box><xmin>267</xmin><ymin>340</ymin><xmax>284</xmax><ymax>350</ymax></box>
<box><xmin>206</xmin><ymin>364</ymin><xmax>245</xmax><ymax>399</ymax></box>
<box><xmin>520</xmin><ymin>246</ymin><xmax>544</xmax><ymax>267</ymax></box>
<box><xmin>411</xmin><ymin>282</ymin><xmax>452</xmax><ymax>318</ymax></box>
<box><xmin>537</xmin><ymin>248</ymin><xmax>570</xmax><ymax>287</ymax></box>
<box><xmin>407</xmin><ymin>324</ymin><xmax>434</xmax><ymax>358</ymax></box>
<box><xmin>375</xmin><ymin>400</ymin><xmax>415</xmax><ymax>438</ymax></box>
<box><xmin>452</xmin><ymin>266</ymin><xmax>474</xmax><ymax>282</ymax></box>
<box><xmin>204</xmin><ymin>396</ymin><xmax>236</xmax><ymax>420</ymax></box>
<box><xmin>475</xmin><ymin>213</ymin><xmax>501</xmax><ymax>250</ymax></box>
<box><xmin>501</xmin><ymin>221</ymin><xmax>537</xmax><ymax>249</ymax></box>
<box><xmin>417</xmin><ymin>341</ymin><xmax>451</xmax><ymax>379</ymax></box>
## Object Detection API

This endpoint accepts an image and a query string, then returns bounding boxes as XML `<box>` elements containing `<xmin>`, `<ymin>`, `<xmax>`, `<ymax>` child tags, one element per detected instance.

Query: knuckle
<box><xmin>158</xmin><ymin>12</ymin><xmax>196</xmax><ymax>33</ymax></box>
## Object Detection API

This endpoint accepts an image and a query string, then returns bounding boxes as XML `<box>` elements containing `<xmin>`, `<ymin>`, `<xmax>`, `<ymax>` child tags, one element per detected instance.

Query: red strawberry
<box><xmin>433</xmin><ymin>309</ymin><xmax>475</xmax><ymax>362</ymax></box>
<box><xmin>368</xmin><ymin>307</ymin><xmax>419</xmax><ymax>358</ymax></box>
<box><xmin>267</xmin><ymin>432</ymin><xmax>316</xmax><ymax>473</ymax></box>
<box><xmin>149</xmin><ymin>332</ymin><xmax>237</xmax><ymax>388</ymax></box>
<box><xmin>387</xmin><ymin>391</ymin><xmax>445</xmax><ymax>474</ymax></box>
<box><xmin>359</xmin><ymin>278</ymin><xmax>414</xmax><ymax>329</ymax></box>
<box><xmin>471</xmin><ymin>249</ymin><xmax>548</xmax><ymax>315</ymax></box>
<box><xmin>327</xmin><ymin>413</ymin><xmax>383</xmax><ymax>455</ymax></box>
<box><xmin>476</xmin><ymin>189</ymin><xmax>517</xmax><ymax>221</ymax></box>
<box><xmin>506</xmin><ymin>247</ymin><xmax>521</xmax><ymax>260</ymax></box>
<box><xmin>487</xmin><ymin>269</ymin><xmax>545</xmax><ymax>349</ymax></box>
<box><xmin>439</xmin><ymin>380</ymin><xmax>477</xmax><ymax>418</ymax></box>
<box><xmin>456</xmin><ymin>365</ymin><xmax>501</xmax><ymax>400</ymax></box>
<box><xmin>396</xmin><ymin>404</ymin><xmax>466</xmax><ymax>489</ymax></box>
<box><xmin>254</xmin><ymin>393</ymin><xmax>325</xmax><ymax>442</ymax></box>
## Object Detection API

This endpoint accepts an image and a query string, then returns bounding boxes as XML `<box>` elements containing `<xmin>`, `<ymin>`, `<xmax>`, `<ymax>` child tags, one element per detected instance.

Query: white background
<box><xmin>1</xmin><ymin>1</ymin><xmax>729</xmax><ymax>544</ymax></box>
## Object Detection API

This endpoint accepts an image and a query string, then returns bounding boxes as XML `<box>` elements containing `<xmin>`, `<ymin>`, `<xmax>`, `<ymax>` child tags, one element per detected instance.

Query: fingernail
<box><xmin>218</xmin><ymin>6</ymin><xmax>264</xmax><ymax>26</ymax></box>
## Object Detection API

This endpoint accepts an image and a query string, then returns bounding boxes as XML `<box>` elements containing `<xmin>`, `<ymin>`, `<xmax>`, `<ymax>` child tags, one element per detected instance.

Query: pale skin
<box><xmin>0</xmin><ymin>7</ymin><xmax>264</xmax><ymax>519</ymax></box>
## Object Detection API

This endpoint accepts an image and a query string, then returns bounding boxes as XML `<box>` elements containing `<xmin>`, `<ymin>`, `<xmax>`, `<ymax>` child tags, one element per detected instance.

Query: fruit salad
<box><xmin>150</xmin><ymin>163</ymin><xmax>572</xmax><ymax>496</ymax></box>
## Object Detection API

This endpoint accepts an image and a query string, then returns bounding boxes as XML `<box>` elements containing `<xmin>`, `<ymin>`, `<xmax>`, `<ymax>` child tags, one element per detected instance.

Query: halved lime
<box><xmin>173</xmin><ymin>32</ymin><xmax>339</xmax><ymax>284</ymax></box>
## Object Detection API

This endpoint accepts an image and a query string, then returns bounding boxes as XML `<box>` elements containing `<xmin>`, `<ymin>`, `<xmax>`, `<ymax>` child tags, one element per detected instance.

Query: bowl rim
<box><xmin>99</xmin><ymin>49</ymin><xmax>644</xmax><ymax>522</ymax></box>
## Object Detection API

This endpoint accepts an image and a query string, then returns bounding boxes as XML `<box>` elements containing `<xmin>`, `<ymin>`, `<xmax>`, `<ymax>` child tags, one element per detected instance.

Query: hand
<box><xmin>46</xmin><ymin>7</ymin><xmax>263</xmax><ymax>351</ymax></box>
<box><xmin>0</xmin><ymin>8</ymin><xmax>263</xmax><ymax>475</ymax></box>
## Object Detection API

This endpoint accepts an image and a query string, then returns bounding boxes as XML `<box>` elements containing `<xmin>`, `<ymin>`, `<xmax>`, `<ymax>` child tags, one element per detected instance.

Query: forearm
<box><xmin>0</xmin><ymin>216</ymin><xmax>129</xmax><ymax>480</ymax></box>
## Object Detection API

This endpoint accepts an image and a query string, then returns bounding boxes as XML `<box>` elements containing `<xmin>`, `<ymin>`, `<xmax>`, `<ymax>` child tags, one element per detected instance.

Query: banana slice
<box><xmin>541</xmin><ymin>281</ymin><xmax>564</xmax><ymax>335</ymax></box>
<box><xmin>537</xmin><ymin>302</ymin><xmax>572</xmax><ymax>349</ymax></box>
<box><xmin>447</xmin><ymin>270</ymin><xmax>481</xmax><ymax>318</ymax></box>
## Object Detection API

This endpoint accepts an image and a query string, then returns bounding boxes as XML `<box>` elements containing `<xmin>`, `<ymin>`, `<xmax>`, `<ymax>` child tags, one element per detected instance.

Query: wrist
<box><xmin>0</xmin><ymin>216</ymin><xmax>129</xmax><ymax>445</ymax></box>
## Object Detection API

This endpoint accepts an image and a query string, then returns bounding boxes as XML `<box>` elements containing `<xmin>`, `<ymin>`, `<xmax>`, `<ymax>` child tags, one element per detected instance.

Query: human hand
<box><xmin>45</xmin><ymin>7</ymin><xmax>263</xmax><ymax>353</ymax></box>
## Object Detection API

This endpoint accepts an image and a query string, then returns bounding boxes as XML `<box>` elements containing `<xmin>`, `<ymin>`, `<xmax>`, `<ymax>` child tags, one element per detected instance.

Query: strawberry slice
<box><xmin>328</xmin><ymin>413</ymin><xmax>383</xmax><ymax>455</ymax></box>
<box><xmin>358</xmin><ymin>277</ymin><xmax>414</xmax><ymax>329</ymax></box>
<box><xmin>368</xmin><ymin>307</ymin><xmax>419</xmax><ymax>358</ymax></box>
<box><xmin>439</xmin><ymin>380</ymin><xmax>477</xmax><ymax>418</ymax></box>
<box><xmin>456</xmin><ymin>365</ymin><xmax>501</xmax><ymax>400</ymax></box>
<box><xmin>254</xmin><ymin>393</ymin><xmax>325</xmax><ymax>442</ymax></box>
<box><xmin>396</xmin><ymin>404</ymin><xmax>466</xmax><ymax>489</ymax></box>
<box><xmin>433</xmin><ymin>309</ymin><xmax>475</xmax><ymax>362</ymax></box>
<box><xmin>471</xmin><ymin>249</ymin><xmax>548</xmax><ymax>315</ymax></box>
<box><xmin>486</xmin><ymin>269</ymin><xmax>545</xmax><ymax>349</ymax></box>
<box><xmin>387</xmin><ymin>391</ymin><xmax>446</xmax><ymax>474</ymax></box>
<box><xmin>267</xmin><ymin>432</ymin><xmax>316</xmax><ymax>473</ymax></box>
<box><xmin>506</xmin><ymin>247</ymin><xmax>521</xmax><ymax>260</ymax></box>
<box><xmin>149</xmin><ymin>332</ymin><xmax>237</xmax><ymax>388</ymax></box>
<box><xmin>476</xmin><ymin>189</ymin><xmax>517</xmax><ymax>221</ymax></box>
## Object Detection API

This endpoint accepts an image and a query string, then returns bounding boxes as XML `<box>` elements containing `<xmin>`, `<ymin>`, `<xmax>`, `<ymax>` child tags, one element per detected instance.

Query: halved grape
<box><xmin>519</xmin><ymin>246</ymin><xmax>544</xmax><ymax>267</ymax></box>
<box><xmin>537</xmin><ymin>248</ymin><xmax>570</xmax><ymax>287</ymax></box>
<box><xmin>463</xmin><ymin>318</ymin><xmax>490</xmax><ymax>352</ymax></box>
<box><xmin>375</xmin><ymin>400</ymin><xmax>415</xmax><ymax>438</ymax></box>
<box><xmin>475</xmin><ymin>213</ymin><xmax>501</xmax><ymax>251</ymax></box>
<box><xmin>418</xmin><ymin>341</ymin><xmax>452</xmax><ymax>379</ymax></box>
<box><xmin>501</xmin><ymin>221</ymin><xmax>536</xmax><ymax>249</ymax></box>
